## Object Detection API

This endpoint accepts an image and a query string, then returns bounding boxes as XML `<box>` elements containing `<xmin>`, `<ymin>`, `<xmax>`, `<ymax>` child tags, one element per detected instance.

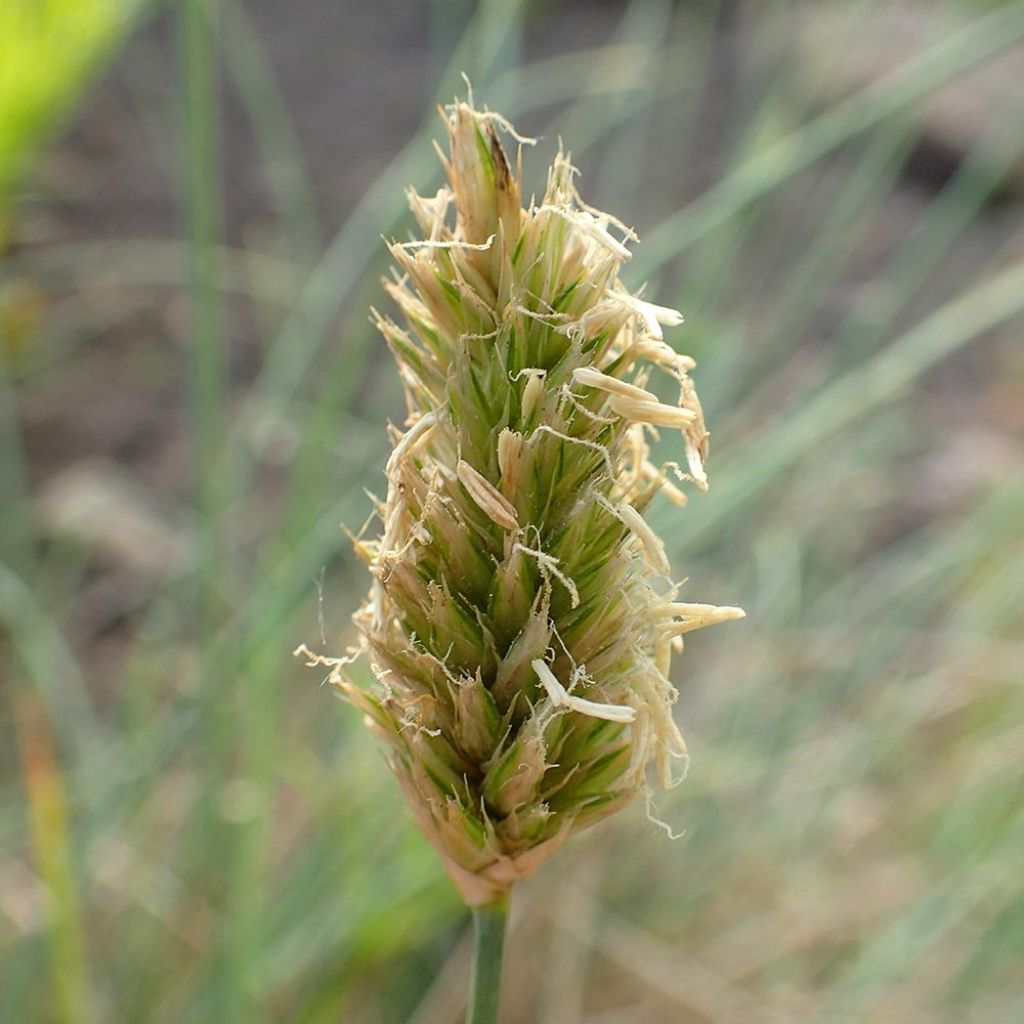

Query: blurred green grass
<box><xmin>2</xmin><ymin>1</ymin><xmax>1023</xmax><ymax>1022</ymax></box>
<box><xmin>0</xmin><ymin>0</ymin><xmax>144</xmax><ymax>249</ymax></box>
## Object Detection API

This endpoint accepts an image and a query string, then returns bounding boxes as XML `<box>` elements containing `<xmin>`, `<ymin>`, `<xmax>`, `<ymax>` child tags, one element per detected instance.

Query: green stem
<box><xmin>467</xmin><ymin>900</ymin><xmax>509</xmax><ymax>1024</ymax></box>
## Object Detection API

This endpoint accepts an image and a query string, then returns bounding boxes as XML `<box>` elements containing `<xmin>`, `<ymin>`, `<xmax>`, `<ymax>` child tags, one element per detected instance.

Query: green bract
<box><xmin>304</xmin><ymin>100</ymin><xmax>743</xmax><ymax>907</ymax></box>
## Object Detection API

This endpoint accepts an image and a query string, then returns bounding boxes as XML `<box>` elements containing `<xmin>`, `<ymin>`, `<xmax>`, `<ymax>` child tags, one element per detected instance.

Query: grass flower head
<box><xmin>301</xmin><ymin>98</ymin><xmax>743</xmax><ymax>907</ymax></box>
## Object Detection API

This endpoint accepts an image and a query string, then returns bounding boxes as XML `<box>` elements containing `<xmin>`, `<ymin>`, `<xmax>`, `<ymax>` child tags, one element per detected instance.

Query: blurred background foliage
<box><xmin>1</xmin><ymin>1</ymin><xmax>1023</xmax><ymax>1022</ymax></box>
<box><xmin>0</xmin><ymin>0</ymin><xmax>144</xmax><ymax>250</ymax></box>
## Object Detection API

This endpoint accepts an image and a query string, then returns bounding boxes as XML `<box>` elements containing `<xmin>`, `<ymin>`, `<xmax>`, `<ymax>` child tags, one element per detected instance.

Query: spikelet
<box><xmin>299</xmin><ymin>99</ymin><xmax>743</xmax><ymax>907</ymax></box>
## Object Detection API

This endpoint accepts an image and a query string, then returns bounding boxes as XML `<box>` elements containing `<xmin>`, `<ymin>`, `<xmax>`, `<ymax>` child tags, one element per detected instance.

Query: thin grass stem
<box><xmin>468</xmin><ymin>901</ymin><xmax>509</xmax><ymax>1024</ymax></box>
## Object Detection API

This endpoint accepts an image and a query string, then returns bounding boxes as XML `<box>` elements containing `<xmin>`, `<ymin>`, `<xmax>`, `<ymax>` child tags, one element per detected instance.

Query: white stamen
<box><xmin>661</xmin><ymin>604</ymin><xmax>746</xmax><ymax>635</ymax></box>
<box><xmin>457</xmin><ymin>461</ymin><xmax>520</xmax><ymax>531</ymax></box>
<box><xmin>386</xmin><ymin>411</ymin><xmax>438</xmax><ymax>474</ymax></box>
<box><xmin>617</xmin><ymin>502</ymin><xmax>671</xmax><ymax>576</ymax></box>
<box><xmin>621</xmin><ymin>295</ymin><xmax>684</xmax><ymax>340</ymax></box>
<box><xmin>664</xmin><ymin>602</ymin><xmax>743</xmax><ymax>617</ymax></box>
<box><xmin>532</xmin><ymin>660</ymin><xmax>636</xmax><ymax>723</ymax></box>
<box><xmin>608</xmin><ymin>395</ymin><xmax>696</xmax><ymax>428</ymax></box>
<box><xmin>521</xmin><ymin>372</ymin><xmax>545</xmax><ymax>422</ymax></box>
<box><xmin>497</xmin><ymin>428</ymin><xmax>523</xmax><ymax>480</ymax></box>
<box><xmin>582</xmin><ymin>218</ymin><xmax>633</xmax><ymax>260</ymax></box>
<box><xmin>635</xmin><ymin>338</ymin><xmax>696</xmax><ymax>371</ymax></box>
<box><xmin>535</xmin><ymin>204</ymin><xmax>632</xmax><ymax>259</ymax></box>
<box><xmin>684</xmin><ymin>436</ymin><xmax>708</xmax><ymax>490</ymax></box>
<box><xmin>573</xmin><ymin>366</ymin><xmax>658</xmax><ymax>403</ymax></box>
<box><xmin>392</xmin><ymin>234</ymin><xmax>495</xmax><ymax>252</ymax></box>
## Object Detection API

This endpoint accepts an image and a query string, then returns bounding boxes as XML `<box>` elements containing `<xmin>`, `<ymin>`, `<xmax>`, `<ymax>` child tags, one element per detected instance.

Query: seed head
<box><xmin>300</xmin><ymin>99</ymin><xmax>743</xmax><ymax>907</ymax></box>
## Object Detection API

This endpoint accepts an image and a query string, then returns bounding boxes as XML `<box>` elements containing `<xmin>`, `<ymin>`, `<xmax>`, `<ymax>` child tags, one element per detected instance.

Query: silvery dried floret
<box><xmin>299</xmin><ymin>98</ymin><xmax>743</xmax><ymax>908</ymax></box>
